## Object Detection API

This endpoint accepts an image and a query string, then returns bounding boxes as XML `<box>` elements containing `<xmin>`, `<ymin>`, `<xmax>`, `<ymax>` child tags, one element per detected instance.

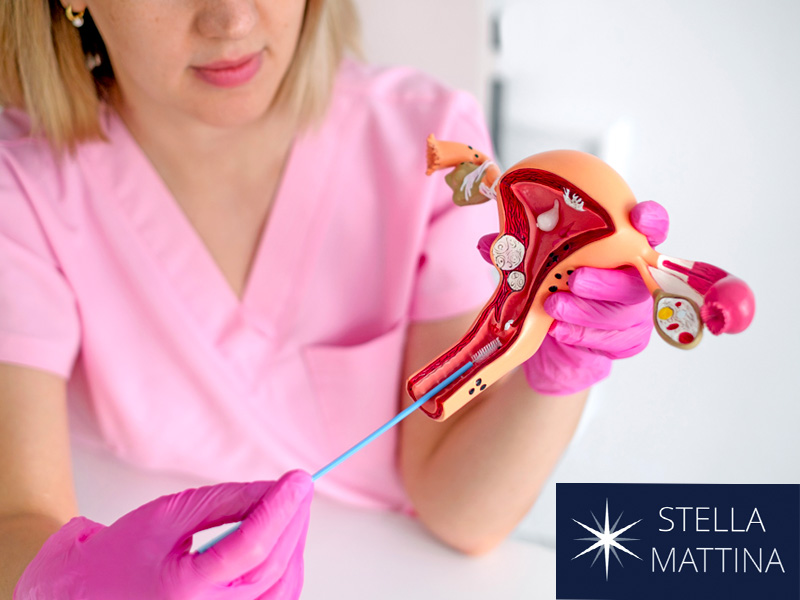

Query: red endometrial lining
<box><xmin>407</xmin><ymin>169</ymin><xmax>616</xmax><ymax>418</ymax></box>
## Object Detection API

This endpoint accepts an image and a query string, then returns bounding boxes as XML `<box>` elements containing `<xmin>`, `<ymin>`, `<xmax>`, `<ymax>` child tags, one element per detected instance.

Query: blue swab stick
<box><xmin>311</xmin><ymin>361</ymin><xmax>473</xmax><ymax>480</ymax></box>
<box><xmin>194</xmin><ymin>362</ymin><xmax>473</xmax><ymax>554</ymax></box>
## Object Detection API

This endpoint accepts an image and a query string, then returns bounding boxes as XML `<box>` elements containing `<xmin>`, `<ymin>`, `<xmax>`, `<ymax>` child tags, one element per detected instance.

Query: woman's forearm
<box><xmin>400</xmin><ymin>368</ymin><xmax>587</xmax><ymax>555</ymax></box>
<box><xmin>0</xmin><ymin>512</ymin><xmax>62</xmax><ymax>599</ymax></box>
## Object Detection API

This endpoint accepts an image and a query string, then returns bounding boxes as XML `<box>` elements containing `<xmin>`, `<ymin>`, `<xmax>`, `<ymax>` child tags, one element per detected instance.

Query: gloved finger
<box><xmin>187</xmin><ymin>470</ymin><xmax>312</xmax><ymax>585</ymax></box>
<box><xmin>544</xmin><ymin>290</ymin><xmax>653</xmax><ymax>331</ymax></box>
<box><xmin>223</xmin><ymin>483</ymin><xmax>312</xmax><ymax>591</ymax></box>
<box><xmin>254</xmin><ymin>519</ymin><xmax>308</xmax><ymax>599</ymax></box>
<box><xmin>630</xmin><ymin>200</ymin><xmax>669</xmax><ymax>247</ymax></box>
<box><xmin>15</xmin><ymin>517</ymin><xmax>106</xmax><ymax>590</ymax></box>
<box><xmin>568</xmin><ymin>266</ymin><xmax>652</xmax><ymax>304</ymax></box>
<box><xmin>549</xmin><ymin>319</ymin><xmax>653</xmax><ymax>359</ymax></box>
<box><xmin>477</xmin><ymin>233</ymin><xmax>497</xmax><ymax>264</ymax></box>
<box><xmin>124</xmin><ymin>480</ymin><xmax>276</xmax><ymax>550</ymax></box>
<box><xmin>523</xmin><ymin>336</ymin><xmax>612</xmax><ymax>396</ymax></box>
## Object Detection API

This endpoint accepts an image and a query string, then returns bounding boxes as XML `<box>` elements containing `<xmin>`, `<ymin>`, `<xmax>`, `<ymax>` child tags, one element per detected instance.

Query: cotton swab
<box><xmin>194</xmin><ymin>362</ymin><xmax>474</xmax><ymax>554</ymax></box>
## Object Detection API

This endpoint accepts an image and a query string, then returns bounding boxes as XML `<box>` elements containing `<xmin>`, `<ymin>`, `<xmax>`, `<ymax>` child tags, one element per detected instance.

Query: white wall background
<box><xmin>352</xmin><ymin>0</ymin><xmax>490</xmax><ymax>106</ymax></box>
<box><xmin>355</xmin><ymin>0</ymin><xmax>800</xmax><ymax>548</ymax></box>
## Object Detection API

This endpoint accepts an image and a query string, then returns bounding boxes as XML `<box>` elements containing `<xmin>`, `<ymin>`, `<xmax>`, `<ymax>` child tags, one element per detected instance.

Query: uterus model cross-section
<box><xmin>407</xmin><ymin>136</ymin><xmax>755</xmax><ymax>421</ymax></box>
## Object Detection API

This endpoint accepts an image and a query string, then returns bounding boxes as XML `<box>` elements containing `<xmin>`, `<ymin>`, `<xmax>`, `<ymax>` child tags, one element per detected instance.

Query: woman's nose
<box><xmin>195</xmin><ymin>0</ymin><xmax>258</xmax><ymax>40</ymax></box>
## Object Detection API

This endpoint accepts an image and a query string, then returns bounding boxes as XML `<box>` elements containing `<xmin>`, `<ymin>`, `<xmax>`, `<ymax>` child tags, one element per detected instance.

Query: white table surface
<box><xmin>71</xmin><ymin>442</ymin><xmax>556</xmax><ymax>599</ymax></box>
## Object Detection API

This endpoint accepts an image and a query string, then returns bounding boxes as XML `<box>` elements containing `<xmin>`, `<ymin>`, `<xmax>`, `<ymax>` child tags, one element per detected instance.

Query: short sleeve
<box><xmin>0</xmin><ymin>151</ymin><xmax>81</xmax><ymax>377</ymax></box>
<box><xmin>408</xmin><ymin>92</ymin><xmax>500</xmax><ymax>321</ymax></box>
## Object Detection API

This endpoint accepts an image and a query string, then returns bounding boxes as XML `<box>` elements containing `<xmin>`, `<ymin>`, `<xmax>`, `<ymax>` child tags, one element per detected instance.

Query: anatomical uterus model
<box><xmin>407</xmin><ymin>136</ymin><xmax>755</xmax><ymax>421</ymax></box>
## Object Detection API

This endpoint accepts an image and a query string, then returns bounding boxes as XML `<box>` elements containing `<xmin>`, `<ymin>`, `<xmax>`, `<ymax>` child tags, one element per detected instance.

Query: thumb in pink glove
<box><xmin>477</xmin><ymin>200</ymin><xmax>669</xmax><ymax>396</ymax></box>
<box><xmin>14</xmin><ymin>470</ymin><xmax>313</xmax><ymax>600</ymax></box>
<box><xmin>523</xmin><ymin>266</ymin><xmax>653</xmax><ymax>395</ymax></box>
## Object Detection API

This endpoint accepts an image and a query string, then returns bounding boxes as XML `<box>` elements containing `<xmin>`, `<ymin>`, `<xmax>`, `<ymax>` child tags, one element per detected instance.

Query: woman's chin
<box><xmin>186</xmin><ymin>96</ymin><xmax>274</xmax><ymax>130</ymax></box>
<box><xmin>183</xmin><ymin>68</ymin><xmax>284</xmax><ymax>129</ymax></box>
<box><xmin>111</xmin><ymin>81</ymin><xmax>277</xmax><ymax>132</ymax></box>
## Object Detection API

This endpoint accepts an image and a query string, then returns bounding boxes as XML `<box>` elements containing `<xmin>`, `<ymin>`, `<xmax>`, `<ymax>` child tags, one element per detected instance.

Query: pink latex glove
<box><xmin>14</xmin><ymin>470</ymin><xmax>313</xmax><ymax>600</ymax></box>
<box><xmin>478</xmin><ymin>201</ymin><xmax>669</xmax><ymax>396</ymax></box>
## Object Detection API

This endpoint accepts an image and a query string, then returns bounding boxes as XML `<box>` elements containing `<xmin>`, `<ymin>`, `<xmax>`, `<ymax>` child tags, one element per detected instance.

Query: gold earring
<box><xmin>65</xmin><ymin>5</ymin><xmax>85</xmax><ymax>28</ymax></box>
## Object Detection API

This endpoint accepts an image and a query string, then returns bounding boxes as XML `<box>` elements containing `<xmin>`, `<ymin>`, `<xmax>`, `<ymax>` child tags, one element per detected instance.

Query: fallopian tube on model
<box><xmin>407</xmin><ymin>136</ymin><xmax>755</xmax><ymax>421</ymax></box>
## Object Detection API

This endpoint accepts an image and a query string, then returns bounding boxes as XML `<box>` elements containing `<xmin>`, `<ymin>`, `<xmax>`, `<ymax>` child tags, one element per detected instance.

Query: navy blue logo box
<box><xmin>556</xmin><ymin>484</ymin><xmax>799</xmax><ymax>600</ymax></box>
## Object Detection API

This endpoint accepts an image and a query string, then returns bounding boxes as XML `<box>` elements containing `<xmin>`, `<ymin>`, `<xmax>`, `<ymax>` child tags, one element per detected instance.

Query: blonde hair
<box><xmin>0</xmin><ymin>0</ymin><xmax>361</xmax><ymax>154</ymax></box>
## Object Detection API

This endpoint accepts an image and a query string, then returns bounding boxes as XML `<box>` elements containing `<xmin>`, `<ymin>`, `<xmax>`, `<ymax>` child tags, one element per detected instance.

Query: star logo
<box><xmin>572</xmin><ymin>498</ymin><xmax>642</xmax><ymax>580</ymax></box>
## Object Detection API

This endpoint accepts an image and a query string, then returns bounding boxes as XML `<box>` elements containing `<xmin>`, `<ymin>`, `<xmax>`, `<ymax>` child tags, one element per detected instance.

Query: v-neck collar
<box><xmin>101</xmin><ymin>103</ymin><xmax>347</xmax><ymax>370</ymax></box>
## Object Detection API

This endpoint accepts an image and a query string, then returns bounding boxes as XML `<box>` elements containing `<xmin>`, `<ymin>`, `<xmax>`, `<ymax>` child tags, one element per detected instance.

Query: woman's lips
<box><xmin>192</xmin><ymin>51</ymin><xmax>263</xmax><ymax>88</ymax></box>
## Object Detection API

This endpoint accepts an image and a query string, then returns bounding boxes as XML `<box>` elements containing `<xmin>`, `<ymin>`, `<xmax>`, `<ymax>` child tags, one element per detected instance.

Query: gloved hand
<box><xmin>14</xmin><ymin>470</ymin><xmax>313</xmax><ymax>600</ymax></box>
<box><xmin>478</xmin><ymin>200</ymin><xmax>669</xmax><ymax>396</ymax></box>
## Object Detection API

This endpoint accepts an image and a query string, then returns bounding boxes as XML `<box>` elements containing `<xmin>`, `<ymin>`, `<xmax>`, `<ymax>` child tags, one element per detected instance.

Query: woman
<box><xmin>0</xmin><ymin>0</ymin><xmax>666</xmax><ymax>597</ymax></box>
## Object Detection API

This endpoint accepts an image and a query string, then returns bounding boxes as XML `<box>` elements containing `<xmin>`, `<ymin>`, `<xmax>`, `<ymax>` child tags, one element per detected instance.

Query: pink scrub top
<box><xmin>0</xmin><ymin>60</ymin><xmax>497</xmax><ymax>511</ymax></box>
